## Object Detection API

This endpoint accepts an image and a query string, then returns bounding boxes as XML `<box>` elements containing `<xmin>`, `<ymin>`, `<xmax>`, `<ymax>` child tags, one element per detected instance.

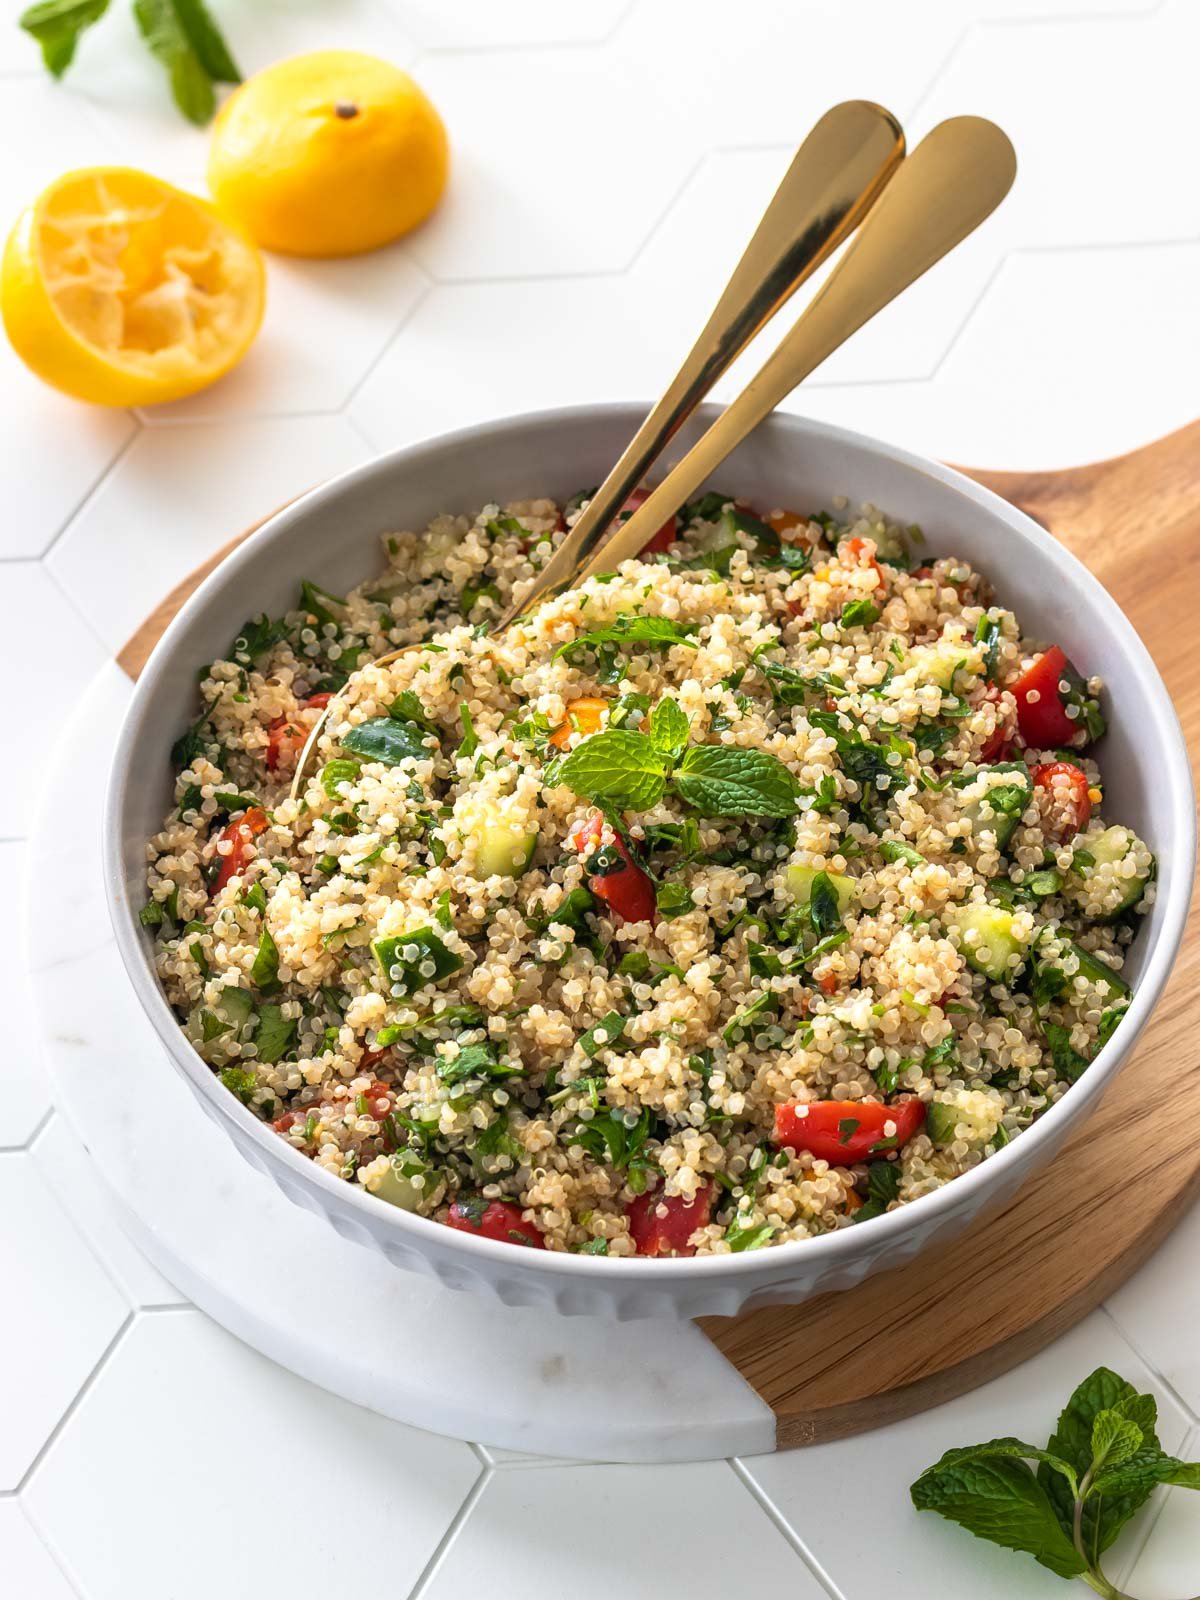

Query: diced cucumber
<box><xmin>926</xmin><ymin>1096</ymin><xmax>997</xmax><ymax>1147</ymax></box>
<box><xmin>946</xmin><ymin>902</ymin><xmax>1027</xmax><ymax>982</ymax></box>
<box><xmin>215</xmin><ymin>985</ymin><xmax>254</xmax><ymax>1029</ymax></box>
<box><xmin>1068</xmin><ymin>941</ymin><xmax>1131</xmax><ymax>1000</ymax></box>
<box><xmin>474</xmin><ymin>817</ymin><xmax>538</xmax><ymax>879</ymax></box>
<box><xmin>911</xmin><ymin>638</ymin><xmax>980</xmax><ymax>691</ymax></box>
<box><xmin>1068</xmin><ymin>825</ymin><xmax>1154</xmax><ymax>920</ymax></box>
<box><xmin>1030</xmin><ymin>934</ymin><xmax>1130</xmax><ymax>1011</ymax></box>
<box><xmin>784</xmin><ymin>864</ymin><xmax>856</xmax><ymax>916</ymax></box>
<box><xmin>373</xmin><ymin>1154</ymin><xmax>436</xmax><ymax>1213</ymax></box>
<box><xmin>953</xmin><ymin>763</ymin><xmax>1031</xmax><ymax>852</ymax></box>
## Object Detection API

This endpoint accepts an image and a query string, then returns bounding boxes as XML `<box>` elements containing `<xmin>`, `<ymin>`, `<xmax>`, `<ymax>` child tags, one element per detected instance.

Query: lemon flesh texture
<box><xmin>208</xmin><ymin>51</ymin><xmax>449</xmax><ymax>258</ymax></box>
<box><xmin>2</xmin><ymin>168</ymin><xmax>264</xmax><ymax>407</ymax></box>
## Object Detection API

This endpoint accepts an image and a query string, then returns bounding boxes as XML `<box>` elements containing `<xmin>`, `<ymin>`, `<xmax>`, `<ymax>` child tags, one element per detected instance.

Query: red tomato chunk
<box><xmin>1011</xmin><ymin>645</ymin><xmax>1087</xmax><ymax>749</ymax></box>
<box><xmin>773</xmin><ymin>1098</ymin><xmax>926</xmax><ymax>1164</ymax></box>
<box><xmin>211</xmin><ymin>807</ymin><xmax>269</xmax><ymax>895</ymax></box>
<box><xmin>571</xmin><ymin>812</ymin><xmax>657</xmax><ymax>926</ymax></box>
<box><xmin>617</xmin><ymin>487</ymin><xmax>676</xmax><ymax>556</ymax></box>
<box><xmin>1032</xmin><ymin>761</ymin><xmax>1093</xmax><ymax>839</ymax></box>
<box><xmin>627</xmin><ymin>1184</ymin><xmax>714</xmax><ymax>1257</ymax></box>
<box><xmin>446</xmin><ymin>1198</ymin><xmax>545</xmax><ymax>1249</ymax></box>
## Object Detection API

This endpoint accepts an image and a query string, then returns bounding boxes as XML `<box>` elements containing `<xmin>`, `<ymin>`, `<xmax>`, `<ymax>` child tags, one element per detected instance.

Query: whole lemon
<box><xmin>208</xmin><ymin>51</ymin><xmax>448</xmax><ymax>257</ymax></box>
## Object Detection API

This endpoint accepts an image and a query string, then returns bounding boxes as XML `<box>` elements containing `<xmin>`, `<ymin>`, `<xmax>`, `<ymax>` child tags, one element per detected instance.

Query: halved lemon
<box><xmin>1</xmin><ymin>167</ymin><xmax>265</xmax><ymax>407</ymax></box>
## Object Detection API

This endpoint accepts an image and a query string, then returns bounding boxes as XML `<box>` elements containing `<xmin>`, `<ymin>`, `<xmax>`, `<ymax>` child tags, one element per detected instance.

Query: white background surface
<box><xmin>3</xmin><ymin>0</ymin><xmax>1198</xmax><ymax>1595</ymax></box>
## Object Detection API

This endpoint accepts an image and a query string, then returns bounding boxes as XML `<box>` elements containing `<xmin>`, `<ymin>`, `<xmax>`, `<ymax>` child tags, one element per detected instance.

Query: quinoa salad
<box><xmin>142</xmin><ymin>488</ymin><xmax>1155</xmax><ymax>1257</ymax></box>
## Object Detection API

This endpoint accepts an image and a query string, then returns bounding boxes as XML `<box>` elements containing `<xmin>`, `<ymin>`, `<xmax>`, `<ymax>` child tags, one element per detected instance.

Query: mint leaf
<box><xmin>19</xmin><ymin>0</ymin><xmax>108</xmax><ymax>75</ymax></box>
<box><xmin>373</xmin><ymin>927</ymin><xmax>464</xmax><ymax>996</ymax></box>
<box><xmin>133</xmin><ymin>0</ymin><xmax>215</xmax><ymax>123</ymax></box>
<box><xmin>1039</xmin><ymin>1367</ymin><xmax>1162</xmax><ymax>1557</ymax></box>
<box><xmin>552</xmin><ymin>730</ymin><xmax>667</xmax><ymax>811</ymax></box>
<box><xmin>554</xmin><ymin>615</ymin><xmax>697</xmax><ymax>662</ymax></box>
<box><xmin>253</xmin><ymin>1003</ymin><xmax>296</xmax><ymax>1066</ymax></box>
<box><xmin>649</xmin><ymin>697</ymin><xmax>689</xmax><ymax>763</ymax></box>
<box><xmin>724</xmin><ymin>1217</ymin><xmax>776</xmax><ymax>1252</ymax></box>
<box><xmin>250</xmin><ymin>928</ymin><xmax>280</xmax><ymax>992</ymax></box>
<box><xmin>342</xmin><ymin>716</ymin><xmax>433</xmax><ymax>767</ymax></box>
<box><xmin>170</xmin><ymin>0</ymin><xmax>238</xmax><ymax>80</ymax></box>
<box><xmin>674</xmin><ymin>744</ymin><xmax>797</xmax><ymax>819</ymax></box>
<box><xmin>1091</xmin><ymin>1409</ymin><xmax>1143</xmax><ymax>1475</ymax></box>
<box><xmin>911</xmin><ymin>1447</ymin><xmax>1086</xmax><ymax>1579</ymax></box>
<box><xmin>1092</xmin><ymin>1450</ymin><xmax>1200</xmax><ymax>1500</ymax></box>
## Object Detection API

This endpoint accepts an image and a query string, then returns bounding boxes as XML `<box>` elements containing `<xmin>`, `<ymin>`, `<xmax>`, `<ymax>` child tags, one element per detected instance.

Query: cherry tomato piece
<box><xmin>265</xmin><ymin>715</ymin><xmax>307</xmax><ymax>773</ymax></box>
<box><xmin>765</xmin><ymin>508</ymin><xmax>810</xmax><ymax>541</ymax></box>
<box><xmin>446</xmin><ymin>1198</ymin><xmax>545</xmax><ymax>1249</ymax></box>
<box><xmin>773</xmin><ymin>1098</ymin><xmax>926</xmax><ymax>1164</ymax></box>
<box><xmin>627</xmin><ymin>1184</ymin><xmax>714</xmax><ymax>1257</ymax></box>
<box><xmin>1011</xmin><ymin>645</ymin><xmax>1079</xmax><ymax>748</ymax></box>
<box><xmin>840</xmin><ymin>535</ymin><xmax>885</xmax><ymax>585</ymax></box>
<box><xmin>354</xmin><ymin>1078</ymin><xmax>393</xmax><ymax>1119</ymax></box>
<box><xmin>571</xmin><ymin>812</ymin><xmax>658</xmax><ymax>926</ymax></box>
<box><xmin>978</xmin><ymin>684</ymin><xmax>1016</xmax><ymax>763</ymax></box>
<box><xmin>1032</xmin><ymin>761</ymin><xmax>1093</xmax><ymax>839</ymax></box>
<box><xmin>618</xmin><ymin>487</ymin><xmax>676</xmax><ymax>556</ymax></box>
<box><xmin>549</xmin><ymin>696</ymin><xmax>609</xmax><ymax>751</ymax></box>
<box><xmin>211</xmin><ymin>807</ymin><xmax>269</xmax><ymax>895</ymax></box>
<box><xmin>306</xmin><ymin>692</ymin><xmax>333</xmax><ymax>710</ymax></box>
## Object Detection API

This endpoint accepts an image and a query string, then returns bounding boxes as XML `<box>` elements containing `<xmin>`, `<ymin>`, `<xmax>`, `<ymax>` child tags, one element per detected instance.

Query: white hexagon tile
<box><xmin>46</xmin><ymin>416</ymin><xmax>370</xmax><ymax>654</ymax></box>
<box><xmin>0</xmin><ymin>1153</ymin><xmax>129</xmax><ymax>1490</ymax></box>
<box><xmin>4</xmin><ymin>1</ymin><xmax>1200</xmax><ymax>1597</ymax></box>
<box><xmin>21</xmin><ymin>1313</ymin><xmax>483</xmax><ymax>1600</ymax></box>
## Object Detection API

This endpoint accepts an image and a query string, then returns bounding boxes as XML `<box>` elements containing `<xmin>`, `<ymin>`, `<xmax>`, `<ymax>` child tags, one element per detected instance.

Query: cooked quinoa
<box><xmin>142</xmin><ymin>490</ymin><xmax>1154</xmax><ymax>1257</ymax></box>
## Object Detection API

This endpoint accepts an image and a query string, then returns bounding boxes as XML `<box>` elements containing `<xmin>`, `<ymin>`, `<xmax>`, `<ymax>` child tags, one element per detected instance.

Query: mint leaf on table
<box><xmin>170</xmin><ymin>0</ymin><xmax>239</xmax><ymax>80</ymax></box>
<box><xmin>912</xmin><ymin>1366</ymin><xmax>1200</xmax><ymax>1598</ymax></box>
<box><xmin>1090</xmin><ymin>1409</ymin><xmax>1144</xmax><ymax>1476</ymax></box>
<box><xmin>910</xmin><ymin>1446</ymin><xmax>1086</xmax><ymax>1579</ymax></box>
<box><xmin>550</xmin><ymin>729</ymin><xmax>667</xmax><ymax>811</ymax></box>
<box><xmin>1039</xmin><ymin>1367</ymin><xmax>1163</xmax><ymax>1557</ymax></box>
<box><xmin>133</xmin><ymin>0</ymin><xmax>237</xmax><ymax>124</ymax></box>
<box><xmin>649</xmin><ymin>697</ymin><xmax>690</xmax><ymax>764</ymax></box>
<box><xmin>673</xmin><ymin>744</ymin><xmax>798</xmax><ymax>819</ymax></box>
<box><xmin>19</xmin><ymin>0</ymin><xmax>108</xmax><ymax>75</ymax></box>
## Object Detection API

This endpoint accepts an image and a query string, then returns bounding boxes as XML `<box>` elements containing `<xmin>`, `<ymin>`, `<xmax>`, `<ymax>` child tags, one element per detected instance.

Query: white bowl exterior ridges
<box><xmin>104</xmin><ymin>404</ymin><xmax>1195</xmax><ymax>1322</ymax></box>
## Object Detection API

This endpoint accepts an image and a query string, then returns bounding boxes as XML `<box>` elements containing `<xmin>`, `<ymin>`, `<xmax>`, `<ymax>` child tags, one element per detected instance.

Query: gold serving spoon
<box><xmin>578</xmin><ymin>115</ymin><xmax>1016</xmax><ymax>573</ymax></box>
<box><xmin>289</xmin><ymin>99</ymin><xmax>906</xmax><ymax>800</ymax></box>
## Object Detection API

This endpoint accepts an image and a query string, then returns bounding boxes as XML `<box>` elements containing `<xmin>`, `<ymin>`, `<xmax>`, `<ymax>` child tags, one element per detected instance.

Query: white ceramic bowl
<box><xmin>104</xmin><ymin>404</ymin><xmax>1195</xmax><ymax>1321</ymax></box>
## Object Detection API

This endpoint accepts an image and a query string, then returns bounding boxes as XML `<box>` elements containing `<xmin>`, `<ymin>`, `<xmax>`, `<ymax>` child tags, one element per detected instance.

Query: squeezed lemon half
<box><xmin>2</xmin><ymin>166</ymin><xmax>265</xmax><ymax>407</ymax></box>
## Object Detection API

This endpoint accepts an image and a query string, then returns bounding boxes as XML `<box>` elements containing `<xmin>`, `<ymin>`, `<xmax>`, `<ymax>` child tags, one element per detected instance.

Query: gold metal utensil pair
<box><xmin>290</xmin><ymin>102</ymin><xmax>1015</xmax><ymax>799</ymax></box>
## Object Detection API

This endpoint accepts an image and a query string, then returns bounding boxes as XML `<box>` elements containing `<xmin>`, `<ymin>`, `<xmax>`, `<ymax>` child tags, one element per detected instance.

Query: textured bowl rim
<box><xmin>104</xmin><ymin>401</ymin><xmax>1196</xmax><ymax>1289</ymax></box>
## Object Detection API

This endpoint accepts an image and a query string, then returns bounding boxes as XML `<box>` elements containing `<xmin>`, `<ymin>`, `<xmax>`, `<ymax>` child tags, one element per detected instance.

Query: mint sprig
<box><xmin>911</xmin><ymin>1365</ymin><xmax>1200</xmax><ymax>1598</ymax></box>
<box><xmin>19</xmin><ymin>0</ymin><xmax>239</xmax><ymax>123</ymax></box>
<box><xmin>547</xmin><ymin>696</ymin><xmax>798</xmax><ymax>820</ymax></box>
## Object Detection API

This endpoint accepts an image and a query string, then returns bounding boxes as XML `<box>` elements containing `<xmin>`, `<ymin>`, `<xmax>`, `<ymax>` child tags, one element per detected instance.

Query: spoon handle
<box><xmin>582</xmin><ymin>116</ymin><xmax>1016</xmax><ymax>578</ymax></box>
<box><xmin>495</xmin><ymin>99</ymin><xmax>905</xmax><ymax>628</ymax></box>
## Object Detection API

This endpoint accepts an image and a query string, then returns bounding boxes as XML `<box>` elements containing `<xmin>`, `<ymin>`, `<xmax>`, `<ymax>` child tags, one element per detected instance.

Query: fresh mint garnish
<box><xmin>911</xmin><ymin>1365</ymin><xmax>1200</xmax><ymax>1597</ymax></box>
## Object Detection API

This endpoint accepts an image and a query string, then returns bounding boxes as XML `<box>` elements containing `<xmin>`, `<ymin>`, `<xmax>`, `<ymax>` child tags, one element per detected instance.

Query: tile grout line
<box><xmin>13</xmin><ymin>1498</ymin><xmax>90</xmax><ymax>1600</ymax></box>
<box><xmin>1111</xmin><ymin>1422</ymin><xmax>1197</xmax><ymax>1586</ymax></box>
<box><xmin>25</xmin><ymin>1112</ymin><xmax>146</xmax><ymax>1315</ymax></box>
<box><xmin>35</xmin><ymin>422</ymin><xmax>141</xmax><ymax>567</ymax></box>
<box><xmin>728</xmin><ymin>1459</ymin><xmax>849</xmax><ymax>1600</ymax></box>
<box><xmin>402</xmin><ymin>1461</ymin><xmax>494</xmax><ymax>1600</ymax></box>
<box><xmin>338</xmin><ymin>279</ymin><xmax>436</xmax><ymax>417</ymax></box>
<box><xmin>1099</xmin><ymin>1304</ymin><xmax>1200</xmax><ymax>1427</ymax></box>
<box><xmin>13</xmin><ymin>1309</ymin><xmax>136</xmax><ymax>1495</ymax></box>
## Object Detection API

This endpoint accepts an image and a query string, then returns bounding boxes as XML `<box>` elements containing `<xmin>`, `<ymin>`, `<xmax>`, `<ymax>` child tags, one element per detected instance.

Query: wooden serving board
<box><xmin>119</xmin><ymin>423</ymin><xmax>1200</xmax><ymax>1450</ymax></box>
